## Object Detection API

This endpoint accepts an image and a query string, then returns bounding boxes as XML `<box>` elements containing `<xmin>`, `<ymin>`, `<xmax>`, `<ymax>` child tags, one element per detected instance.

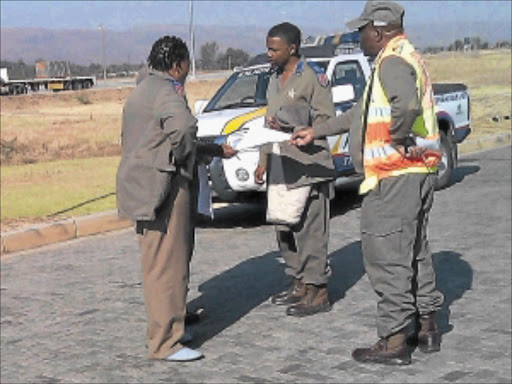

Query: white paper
<box><xmin>197</xmin><ymin>164</ymin><xmax>213</xmax><ymax>218</ymax></box>
<box><xmin>234</xmin><ymin>128</ymin><xmax>292</xmax><ymax>151</ymax></box>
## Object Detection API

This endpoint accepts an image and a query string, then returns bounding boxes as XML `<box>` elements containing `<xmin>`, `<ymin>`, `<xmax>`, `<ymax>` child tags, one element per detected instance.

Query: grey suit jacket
<box><xmin>116</xmin><ymin>69</ymin><xmax>197</xmax><ymax>221</ymax></box>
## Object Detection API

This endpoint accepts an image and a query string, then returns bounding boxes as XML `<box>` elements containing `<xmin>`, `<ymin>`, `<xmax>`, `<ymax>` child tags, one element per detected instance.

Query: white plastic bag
<box><xmin>266</xmin><ymin>143</ymin><xmax>311</xmax><ymax>225</ymax></box>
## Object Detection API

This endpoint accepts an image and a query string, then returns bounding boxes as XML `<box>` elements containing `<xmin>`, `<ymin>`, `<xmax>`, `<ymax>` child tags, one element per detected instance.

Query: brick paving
<box><xmin>1</xmin><ymin>145</ymin><xmax>511</xmax><ymax>383</ymax></box>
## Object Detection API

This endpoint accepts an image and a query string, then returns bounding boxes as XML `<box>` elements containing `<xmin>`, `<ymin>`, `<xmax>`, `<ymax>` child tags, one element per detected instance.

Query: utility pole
<box><xmin>188</xmin><ymin>0</ymin><xmax>196</xmax><ymax>78</ymax></box>
<box><xmin>98</xmin><ymin>24</ymin><xmax>106</xmax><ymax>81</ymax></box>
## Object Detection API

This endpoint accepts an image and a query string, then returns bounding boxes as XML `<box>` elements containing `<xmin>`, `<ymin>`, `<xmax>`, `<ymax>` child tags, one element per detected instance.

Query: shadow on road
<box><xmin>186</xmin><ymin>241</ymin><xmax>366</xmax><ymax>347</ymax></box>
<box><xmin>330</xmin><ymin>189</ymin><xmax>364</xmax><ymax>219</ymax></box>
<box><xmin>433</xmin><ymin>251</ymin><xmax>473</xmax><ymax>335</ymax></box>
<box><xmin>450</xmin><ymin>164</ymin><xmax>480</xmax><ymax>186</ymax></box>
<box><xmin>186</xmin><ymin>250</ymin><xmax>282</xmax><ymax>347</ymax></box>
<box><xmin>196</xmin><ymin>202</ymin><xmax>268</xmax><ymax>229</ymax></box>
<box><xmin>328</xmin><ymin>241</ymin><xmax>365</xmax><ymax>304</ymax></box>
<box><xmin>185</xmin><ymin>248</ymin><xmax>470</xmax><ymax>347</ymax></box>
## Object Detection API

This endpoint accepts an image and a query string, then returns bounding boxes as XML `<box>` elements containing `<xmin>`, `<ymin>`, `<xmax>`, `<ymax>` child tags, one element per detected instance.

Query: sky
<box><xmin>1</xmin><ymin>0</ymin><xmax>511</xmax><ymax>32</ymax></box>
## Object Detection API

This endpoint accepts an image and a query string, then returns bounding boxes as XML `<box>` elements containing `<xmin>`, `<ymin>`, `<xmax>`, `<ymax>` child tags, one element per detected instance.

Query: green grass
<box><xmin>1</xmin><ymin>156</ymin><xmax>119</xmax><ymax>223</ymax></box>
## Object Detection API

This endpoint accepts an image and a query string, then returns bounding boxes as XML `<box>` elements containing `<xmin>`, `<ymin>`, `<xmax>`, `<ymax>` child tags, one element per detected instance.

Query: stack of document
<box><xmin>233</xmin><ymin>127</ymin><xmax>292</xmax><ymax>152</ymax></box>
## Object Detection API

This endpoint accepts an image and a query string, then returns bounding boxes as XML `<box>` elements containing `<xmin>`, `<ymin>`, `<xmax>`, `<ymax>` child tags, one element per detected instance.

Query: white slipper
<box><xmin>164</xmin><ymin>347</ymin><xmax>204</xmax><ymax>362</ymax></box>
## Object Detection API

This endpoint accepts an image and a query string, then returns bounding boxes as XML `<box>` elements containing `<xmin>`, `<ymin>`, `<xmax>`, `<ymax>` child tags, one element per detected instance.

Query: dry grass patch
<box><xmin>1</xmin><ymin>53</ymin><xmax>510</xmax><ymax>231</ymax></box>
<box><xmin>0</xmin><ymin>78</ymin><xmax>226</xmax><ymax>165</ymax></box>
<box><xmin>426</xmin><ymin>50</ymin><xmax>511</xmax><ymax>138</ymax></box>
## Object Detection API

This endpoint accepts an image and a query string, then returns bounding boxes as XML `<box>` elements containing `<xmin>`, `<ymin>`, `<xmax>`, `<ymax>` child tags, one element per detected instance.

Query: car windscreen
<box><xmin>204</xmin><ymin>68</ymin><xmax>271</xmax><ymax>112</ymax></box>
<box><xmin>331</xmin><ymin>60</ymin><xmax>366</xmax><ymax>100</ymax></box>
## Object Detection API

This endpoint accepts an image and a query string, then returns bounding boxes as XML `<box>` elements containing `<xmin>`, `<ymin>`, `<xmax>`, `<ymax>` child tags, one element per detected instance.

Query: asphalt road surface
<box><xmin>1</xmin><ymin>145</ymin><xmax>511</xmax><ymax>383</ymax></box>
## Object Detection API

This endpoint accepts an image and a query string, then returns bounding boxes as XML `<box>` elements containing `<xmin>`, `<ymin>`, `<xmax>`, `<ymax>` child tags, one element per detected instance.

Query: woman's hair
<box><xmin>147</xmin><ymin>35</ymin><xmax>189</xmax><ymax>71</ymax></box>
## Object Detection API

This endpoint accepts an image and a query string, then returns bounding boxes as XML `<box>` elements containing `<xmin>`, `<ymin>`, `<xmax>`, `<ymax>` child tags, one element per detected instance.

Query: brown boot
<box><xmin>285</xmin><ymin>284</ymin><xmax>331</xmax><ymax>317</ymax></box>
<box><xmin>417</xmin><ymin>312</ymin><xmax>441</xmax><ymax>353</ymax></box>
<box><xmin>352</xmin><ymin>330</ymin><xmax>412</xmax><ymax>365</ymax></box>
<box><xmin>271</xmin><ymin>278</ymin><xmax>306</xmax><ymax>305</ymax></box>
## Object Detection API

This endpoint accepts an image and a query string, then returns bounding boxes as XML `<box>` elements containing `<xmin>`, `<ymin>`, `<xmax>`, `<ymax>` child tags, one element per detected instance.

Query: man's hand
<box><xmin>393</xmin><ymin>145</ymin><xmax>424</xmax><ymax>157</ymax></box>
<box><xmin>220</xmin><ymin>144</ymin><xmax>238</xmax><ymax>159</ymax></box>
<box><xmin>266</xmin><ymin>117</ymin><xmax>283</xmax><ymax>131</ymax></box>
<box><xmin>290</xmin><ymin>127</ymin><xmax>315</xmax><ymax>146</ymax></box>
<box><xmin>398</xmin><ymin>146</ymin><xmax>442</xmax><ymax>162</ymax></box>
<box><xmin>254</xmin><ymin>165</ymin><xmax>266</xmax><ymax>184</ymax></box>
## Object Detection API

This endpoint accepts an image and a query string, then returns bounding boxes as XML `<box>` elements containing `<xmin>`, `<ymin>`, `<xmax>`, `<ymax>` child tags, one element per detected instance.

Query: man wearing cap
<box><xmin>291</xmin><ymin>0</ymin><xmax>444</xmax><ymax>365</ymax></box>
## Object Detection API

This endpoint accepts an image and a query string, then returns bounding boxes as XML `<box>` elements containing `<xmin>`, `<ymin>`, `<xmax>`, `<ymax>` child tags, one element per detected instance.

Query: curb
<box><xmin>1</xmin><ymin>134</ymin><xmax>510</xmax><ymax>256</ymax></box>
<box><xmin>1</xmin><ymin>211</ymin><xmax>132</xmax><ymax>256</ymax></box>
<box><xmin>457</xmin><ymin>132</ymin><xmax>511</xmax><ymax>154</ymax></box>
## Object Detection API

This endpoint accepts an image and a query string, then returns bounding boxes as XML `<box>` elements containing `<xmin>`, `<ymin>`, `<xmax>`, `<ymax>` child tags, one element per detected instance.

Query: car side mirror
<box><xmin>331</xmin><ymin>84</ymin><xmax>355</xmax><ymax>104</ymax></box>
<box><xmin>194</xmin><ymin>99</ymin><xmax>209</xmax><ymax>115</ymax></box>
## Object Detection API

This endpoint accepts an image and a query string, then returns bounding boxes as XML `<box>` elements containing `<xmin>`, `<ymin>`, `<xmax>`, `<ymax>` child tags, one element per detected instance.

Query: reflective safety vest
<box><xmin>359</xmin><ymin>35</ymin><xmax>440</xmax><ymax>194</ymax></box>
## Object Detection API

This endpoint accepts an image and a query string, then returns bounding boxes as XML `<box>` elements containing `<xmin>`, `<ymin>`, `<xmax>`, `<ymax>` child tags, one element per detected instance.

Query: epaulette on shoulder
<box><xmin>307</xmin><ymin>62</ymin><xmax>330</xmax><ymax>88</ymax></box>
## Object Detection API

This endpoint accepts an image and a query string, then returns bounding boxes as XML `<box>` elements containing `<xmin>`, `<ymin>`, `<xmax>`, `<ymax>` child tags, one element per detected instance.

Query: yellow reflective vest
<box><xmin>359</xmin><ymin>35</ymin><xmax>440</xmax><ymax>194</ymax></box>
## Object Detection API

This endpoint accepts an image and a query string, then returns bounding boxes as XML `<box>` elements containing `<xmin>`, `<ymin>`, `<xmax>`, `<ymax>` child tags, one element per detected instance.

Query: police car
<box><xmin>195</xmin><ymin>51</ymin><xmax>470</xmax><ymax>202</ymax></box>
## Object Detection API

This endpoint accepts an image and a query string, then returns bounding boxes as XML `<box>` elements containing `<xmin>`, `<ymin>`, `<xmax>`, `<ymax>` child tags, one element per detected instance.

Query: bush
<box><xmin>76</xmin><ymin>94</ymin><xmax>92</xmax><ymax>104</ymax></box>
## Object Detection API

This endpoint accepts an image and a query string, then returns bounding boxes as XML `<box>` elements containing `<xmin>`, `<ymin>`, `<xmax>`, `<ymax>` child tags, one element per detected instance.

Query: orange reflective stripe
<box><xmin>365</xmin><ymin>122</ymin><xmax>391</xmax><ymax>142</ymax></box>
<box><xmin>360</xmin><ymin>35</ymin><xmax>439</xmax><ymax>192</ymax></box>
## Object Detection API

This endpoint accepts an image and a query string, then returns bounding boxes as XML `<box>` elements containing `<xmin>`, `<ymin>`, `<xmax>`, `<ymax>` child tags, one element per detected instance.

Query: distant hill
<box><xmin>0</xmin><ymin>24</ymin><xmax>269</xmax><ymax>66</ymax></box>
<box><xmin>1</xmin><ymin>21</ymin><xmax>510</xmax><ymax>65</ymax></box>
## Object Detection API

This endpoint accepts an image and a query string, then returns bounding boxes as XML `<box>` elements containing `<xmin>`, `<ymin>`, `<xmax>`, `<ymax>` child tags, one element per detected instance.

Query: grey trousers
<box><xmin>137</xmin><ymin>174</ymin><xmax>191</xmax><ymax>359</ymax></box>
<box><xmin>361</xmin><ymin>173</ymin><xmax>444</xmax><ymax>339</ymax></box>
<box><xmin>276</xmin><ymin>183</ymin><xmax>331</xmax><ymax>285</ymax></box>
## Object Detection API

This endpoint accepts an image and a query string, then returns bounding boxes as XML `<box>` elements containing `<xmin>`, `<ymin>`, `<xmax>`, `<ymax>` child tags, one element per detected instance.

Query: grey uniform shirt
<box><xmin>259</xmin><ymin>57</ymin><xmax>335</xmax><ymax>168</ymax></box>
<box><xmin>259</xmin><ymin>57</ymin><xmax>337</xmax><ymax>188</ymax></box>
<box><xmin>313</xmin><ymin>55</ymin><xmax>421</xmax><ymax>172</ymax></box>
<box><xmin>265</xmin><ymin>57</ymin><xmax>335</xmax><ymax>125</ymax></box>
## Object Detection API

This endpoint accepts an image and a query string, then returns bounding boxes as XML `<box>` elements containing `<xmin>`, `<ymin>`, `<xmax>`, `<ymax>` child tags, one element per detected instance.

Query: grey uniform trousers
<box><xmin>276</xmin><ymin>182</ymin><xmax>331</xmax><ymax>286</ymax></box>
<box><xmin>137</xmin><ymin>174</ymin><xmax>192</xmax><ymax>359</ymax></box>
<box><xmin>361</xmin><ymin>173</ymin><xmax>444</xmax><ymax>339</ymax></box>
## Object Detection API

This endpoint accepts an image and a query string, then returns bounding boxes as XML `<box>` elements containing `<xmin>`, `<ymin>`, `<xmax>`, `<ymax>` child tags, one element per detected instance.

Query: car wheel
<box><xmin>434</xmin><ymin>130</ymin><xmax>453</xmax><ymax>190</ymax></box>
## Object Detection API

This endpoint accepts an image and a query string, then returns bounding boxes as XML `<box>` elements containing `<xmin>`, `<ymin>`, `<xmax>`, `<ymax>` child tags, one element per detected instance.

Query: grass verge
<box><xmin>1</xmin><ymin>156</ymin><xmax>119</xmax><ymax>231</ymax></box>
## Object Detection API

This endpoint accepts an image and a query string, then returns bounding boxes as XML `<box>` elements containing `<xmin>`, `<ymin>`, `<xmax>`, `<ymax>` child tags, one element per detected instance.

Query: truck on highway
<box><xmin>194</xmin><ymin>51</ymin><xmax>471</xmax><ymax>202</ymax></box>
<box><xmin>0</xmin><ymin>61</ymin><xmax>95</xmax><ymax>95</ymax></box>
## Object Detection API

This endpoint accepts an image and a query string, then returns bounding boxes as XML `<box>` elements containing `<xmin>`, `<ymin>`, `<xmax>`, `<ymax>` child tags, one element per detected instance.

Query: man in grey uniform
<box><xmin>292</xmin><ymin>1</ymin><xmax>444</xmax><ymax>365</ymax></box>
<box><xmin>254</xmin><ymin>22</ymin><xmax>337</xmax><ymax>317</ymax></box>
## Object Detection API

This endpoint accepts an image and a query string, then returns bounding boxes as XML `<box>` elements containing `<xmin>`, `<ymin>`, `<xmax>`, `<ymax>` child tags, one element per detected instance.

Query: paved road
<box><xmin>1</xmin><ymin>145</ymin><xmax>511</xmax><ymax>383</ymax></box>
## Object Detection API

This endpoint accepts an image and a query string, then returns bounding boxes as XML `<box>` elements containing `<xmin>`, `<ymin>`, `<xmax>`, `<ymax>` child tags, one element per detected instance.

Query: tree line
<box><xmin>1</xmin><ymin>42</ymin><xmax>251</xmax><ymax>80</ymax></box>
<box><xmin>0</xmin><ymin>60</ymin><xmax>145</xmax><ymax>80</ymax></box>
<box><xmin>422</xmin><ymin>37</ymin><xmax>510</xmax><ymax>54</ymax></box>
<box><xmin>2</xmin><ymin>37</ymin><xmax>509</xmax><ymax>80</ymax></box>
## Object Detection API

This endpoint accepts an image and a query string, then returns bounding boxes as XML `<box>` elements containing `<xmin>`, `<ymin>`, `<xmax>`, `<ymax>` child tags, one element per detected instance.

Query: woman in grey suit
<box><xmin>117</xmin><ymin>36</ymin><xmax>235</xmax><ymax>362</ymax></box>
